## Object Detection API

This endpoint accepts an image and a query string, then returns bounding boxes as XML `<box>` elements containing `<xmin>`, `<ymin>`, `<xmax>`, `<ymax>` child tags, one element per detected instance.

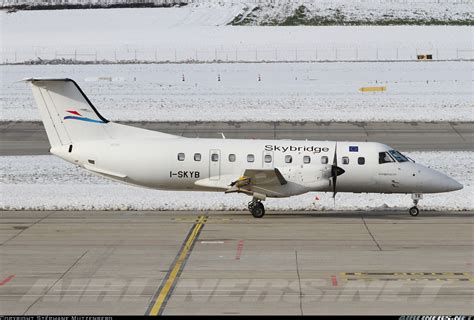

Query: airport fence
<box><xmin>1</xmin><ymin>46</ymin><xmax>473</xmax><ymax>64</ymax></box>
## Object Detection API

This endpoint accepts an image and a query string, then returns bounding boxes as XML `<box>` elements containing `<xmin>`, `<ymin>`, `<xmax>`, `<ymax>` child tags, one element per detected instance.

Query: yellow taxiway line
<box><xmin>147</xmin><ymin>215</ymin><xmax>207</xmax><ymax>315</ymax></box>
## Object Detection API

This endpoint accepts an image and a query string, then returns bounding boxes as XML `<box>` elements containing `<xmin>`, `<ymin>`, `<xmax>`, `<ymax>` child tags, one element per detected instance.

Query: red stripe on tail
<box><xmin>67</xmin><ymin>110</ymin><xmax>81</xmax><ymax>116</ymax></box>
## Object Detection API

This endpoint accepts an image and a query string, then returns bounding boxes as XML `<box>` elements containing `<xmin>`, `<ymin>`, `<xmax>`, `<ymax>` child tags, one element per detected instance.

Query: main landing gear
<box><xmin>409</xmin><ymin>193</ymin><xmax>423</xmax><ymax>217</ymax></box>
<box><xmin>248</xmin><ymin>193</ymin><xmax>267</xmax><ymax>218</ymax></box>
<box><xmin>248</xmin><ymin>199</ymin><xmax>265</xmax><ymax>218</ymax></box>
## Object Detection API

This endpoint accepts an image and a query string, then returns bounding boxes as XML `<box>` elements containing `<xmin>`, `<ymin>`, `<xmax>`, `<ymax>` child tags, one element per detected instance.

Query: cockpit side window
<box><xmin>388</xmin><ymin>150</ymin><xmax>409</xmax><ymax>162</ymax></box>
<box><xmin>379</xmin><ymin>152</ymin><xmax>394</xmax><ymax>164</ymax></box>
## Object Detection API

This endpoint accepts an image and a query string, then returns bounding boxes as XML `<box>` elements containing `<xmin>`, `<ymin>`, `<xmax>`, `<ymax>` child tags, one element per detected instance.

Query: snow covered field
<box><xmin>1</xmin><ymin>8</ymin><xmax>472</xmax><ymax>63</ymax></box>
<box><xmin>1</xmin><ymin>152</ymin><xmax>471</xmax><ymax>211</ymax></box>
<box><xmin>229</xmin><ymin>0</ymin><xmax>473</xmax><ymax>25</ymax></box>
<box><xmin>1</xmin><ymin>61</ymin><xmax>472</xmax><ymax>122</ymax></box>
<box><xmin>3</xmin><ymin>0</ymin><xmax>472</xmax><ymax>27</ymax></box>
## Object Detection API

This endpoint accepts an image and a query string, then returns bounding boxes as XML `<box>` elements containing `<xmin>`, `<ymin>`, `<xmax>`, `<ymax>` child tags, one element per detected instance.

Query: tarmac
<box><xmin>1</xmin><ymin>121</ymin><xmax>473</xmax><ymax>314</ymax></box>
<box><xmin>0</xmin><ymin>121</ymin><xmax>472</xmax><ymax>155</ymax></box>
<box><xmin>1</xmin><ymin>210</ymin><xmax>473</xmax><ymax>315</ymax></box>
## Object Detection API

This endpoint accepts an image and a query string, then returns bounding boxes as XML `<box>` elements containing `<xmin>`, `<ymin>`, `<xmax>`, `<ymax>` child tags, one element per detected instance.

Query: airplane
<box><xmin>25</xmin><ymin>78</ymin><xmax>463</xmax><ymax>218</ymax></box>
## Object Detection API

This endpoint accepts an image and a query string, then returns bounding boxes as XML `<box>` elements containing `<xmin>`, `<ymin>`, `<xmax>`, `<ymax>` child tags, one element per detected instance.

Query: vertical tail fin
<box><xmin>25</xmin><ymin>78</ymin><xmax>110</xmax><ymax>148</ymax></box>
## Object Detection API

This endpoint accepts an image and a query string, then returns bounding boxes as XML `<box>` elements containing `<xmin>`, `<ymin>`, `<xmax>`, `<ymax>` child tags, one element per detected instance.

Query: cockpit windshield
<box><xmin>388</xmin><ymin>150</ymin><xmax>409</xmax><ymax>162</ymax></box>
<box><xmin>379</xmin><ymin>150</ymin><xmax>411</xmax><ymax>164</ymax></box>
<box><xmin>379</xmin><ymin>152</ymin><xmax>394</xmax><ymax>164</ymax></box>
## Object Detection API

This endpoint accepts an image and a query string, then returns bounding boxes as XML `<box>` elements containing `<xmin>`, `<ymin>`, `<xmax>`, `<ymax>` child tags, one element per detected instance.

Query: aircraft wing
<box><xmin>225</xmin><ymin>168</ymin><xmax>287</xmax><ymax>194</ymax></box>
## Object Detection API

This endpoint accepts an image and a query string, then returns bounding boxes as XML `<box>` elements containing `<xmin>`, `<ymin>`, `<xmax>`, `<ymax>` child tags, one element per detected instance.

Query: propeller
<box><xmin>330</xmin><ymin>142</ymin><xmax>345</xmax><ymax>198</ymax></box>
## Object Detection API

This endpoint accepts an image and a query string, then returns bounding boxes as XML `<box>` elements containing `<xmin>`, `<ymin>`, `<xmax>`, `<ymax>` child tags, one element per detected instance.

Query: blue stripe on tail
<box><xmin>64</xmin><ymin>116</ymin><xmax>105</xmax><ymax>124</ymax></box>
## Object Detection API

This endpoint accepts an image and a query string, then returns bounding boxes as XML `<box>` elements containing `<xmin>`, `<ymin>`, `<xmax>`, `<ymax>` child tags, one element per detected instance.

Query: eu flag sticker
<box><xmin>349</xmin><ymin>146</ymin><xmax>359</xmax><ymax>152</ymax></box>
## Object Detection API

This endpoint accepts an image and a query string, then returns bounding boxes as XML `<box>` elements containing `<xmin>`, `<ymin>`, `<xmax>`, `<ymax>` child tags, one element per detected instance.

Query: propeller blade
<box><xmin>330</xmin><ymin>142</ymin><xmax>346</xmax><ymax>198</ymax></box>
<box><xmin>332</xmin><ymin>142</ymin><xmax>338</xmax><ymax>198</ymax></box>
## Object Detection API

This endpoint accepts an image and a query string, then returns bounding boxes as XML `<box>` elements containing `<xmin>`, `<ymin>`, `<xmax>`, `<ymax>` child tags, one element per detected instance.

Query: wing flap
<box><xmin>226</xmin><ymin>168</ymin><xmax>287</xmax><ymax>194</ymax></box>
<box><xmin>241</xmin><ymin>168</ymin><xmax>287</xmax><ymax>186</ymax></box>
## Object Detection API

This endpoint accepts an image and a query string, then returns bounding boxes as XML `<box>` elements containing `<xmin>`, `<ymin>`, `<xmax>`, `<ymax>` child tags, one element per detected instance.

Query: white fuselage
<box><xmin>50</xmin><ymin>136</ymin><xmax>462</xmax><ymax>198</ymax></box>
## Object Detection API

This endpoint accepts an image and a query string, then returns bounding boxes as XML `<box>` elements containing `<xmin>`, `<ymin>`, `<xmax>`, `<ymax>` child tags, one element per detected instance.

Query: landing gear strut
<box><xmin>248</xmin><ymin>199</ymin><xmax>265</xmax><ymax>218</ymax></box>
<box><xmin>409</xmin><ymin>193</ymin><xmax>423</xmax><ymax>217</ymax></box>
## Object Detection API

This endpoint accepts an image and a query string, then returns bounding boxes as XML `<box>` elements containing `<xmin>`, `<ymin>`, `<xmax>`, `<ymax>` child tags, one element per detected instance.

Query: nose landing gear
<box><xmin>409</xmin><ymin>205</ymin><xmax>420</xmax><ymax>216</ymax></box>
<box><xmin>248</xmin><ymin>199</ymin><xmax>265</xmax><ymax>218</ymax></box>
<box><xmin>409</xmin><ymin>193</ymin><xmax>423</xmax><ymax>216</ymax></box>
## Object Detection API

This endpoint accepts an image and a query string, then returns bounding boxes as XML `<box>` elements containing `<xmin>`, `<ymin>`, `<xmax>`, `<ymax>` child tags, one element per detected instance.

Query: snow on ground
<box><xmin>1</xmin><ymin>152</ymin><xmax>472</xmax><ymax>211</ymax></box>
<box><xmin>227</xmin><ymin>0</ymin><xmax>473</xmax><ymax>25</ymax></box>
<box><xmin>1</xmin><ymin>7</ymin><xmax>471</xmax><ymax>63</ymax></box>
<box><xmin>1</xmin><ymin>62</ymin><xmax>472</xmax><ymax>122</ymax></box>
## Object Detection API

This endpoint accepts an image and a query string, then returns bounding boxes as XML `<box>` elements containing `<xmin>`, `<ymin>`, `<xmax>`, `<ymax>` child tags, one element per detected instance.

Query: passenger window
<box><xmin>228</xmin><ymin>154</ymin><xmax>236</xmax><ymax>162</ymax></box>
<box><xmin>285</xmin><ymin>155</ymin><xmax>292</xmax><ymax>163</ymax></box>
<box><xmin>211</xmin><ymin>153</ymin><xmax>219</xmax><ymax>162</ymax></box>
<box><xmin>264</xmin><ymin>154</ymin><xmax>272</xmax><ymax>163</ymax></box>
<box><xmin>177</xmin><ymin>153</ymin><xmax>185</xmax><ymax>161</ymax></box>
<box><xmin>247</xmin><ymin>154</ymin><xmax>255</xmax><ymax>163</ymax></box>
<box><xmin>358</xmin><ymin>157</ymin><xmax>365</xmax><ymax>165</ymax></box>
<box><xmin>342</xmin><ymin>156</ymin><xmax>349</xmax><ymax>165</ymax></box>
<box><xmin>194</xmin><ymin>153</ymin><xmax>201</xmax><ymax>161</ymax></box>
<box><xmin>303</xmin><ymin>156</ymin><xmax>311</xmax><ymax>164</ymax></box>
<box><xmin>379</xmin><ymin>152</ymin><xmax>394</xmax><ymax>164</ymax></box>
<box><xmin>321</xmin><ymin>156</ymin><xmax>328</xmax><ymax>164</ymax></box>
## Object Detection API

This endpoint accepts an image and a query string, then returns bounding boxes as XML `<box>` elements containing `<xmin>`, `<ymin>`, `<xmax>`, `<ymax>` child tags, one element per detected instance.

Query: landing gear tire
<box><xmin>250</xmin><ymin>201</ymin><xmax>265</xmax><ymax>218</ymax></box>
<box><xmin>248</xmin><ymin>200</ymin><xmax>255</xmax><ymax>211</ymax></box>
<box><xmin>409</xmin><ymin>206</ymin><xmax>419</xmax><ymax>217</ymax></box>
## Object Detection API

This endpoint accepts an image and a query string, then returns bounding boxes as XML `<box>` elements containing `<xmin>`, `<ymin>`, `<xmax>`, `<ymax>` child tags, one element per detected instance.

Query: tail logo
<box><xmin>64</xmin><ymin>110</ymin><xmax>105</xmax><ymax>124</ymax></box>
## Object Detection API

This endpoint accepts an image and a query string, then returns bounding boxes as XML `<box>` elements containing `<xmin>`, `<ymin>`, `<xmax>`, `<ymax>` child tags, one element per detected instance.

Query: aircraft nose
<box><xmin>421</xmin><ymin>167</ymin><xmax>463</xmax><ymax>193</ymax></box>
<box><xmin>444</xmin><ymin>176</ymin><xmax>463</xmax><ymax>192</ymax></box>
